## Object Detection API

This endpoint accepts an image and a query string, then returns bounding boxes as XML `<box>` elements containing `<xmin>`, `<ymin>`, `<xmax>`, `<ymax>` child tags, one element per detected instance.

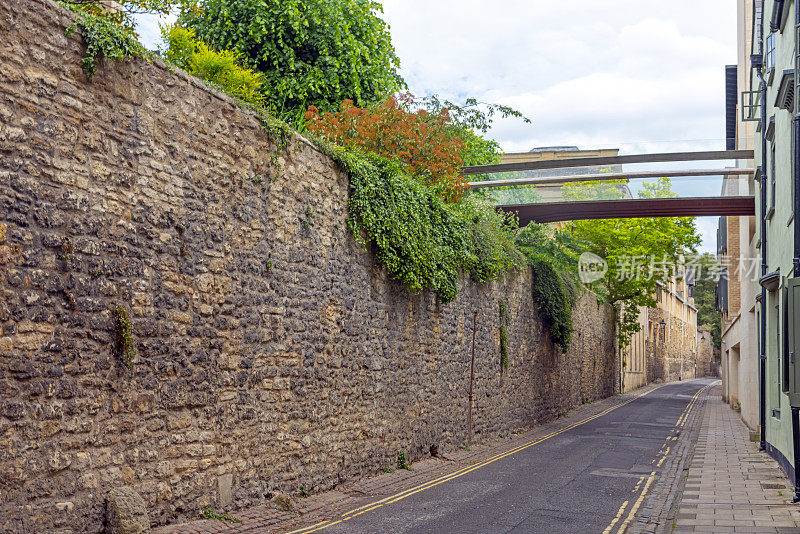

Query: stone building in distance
<box><xmin>624</xmin><ymin>270</ymin><xmax>702</xmax><ymax>392</ymax></box>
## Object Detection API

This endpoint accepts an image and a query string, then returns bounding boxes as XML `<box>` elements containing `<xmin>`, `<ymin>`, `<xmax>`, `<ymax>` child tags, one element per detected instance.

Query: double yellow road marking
<box><xmin>603</xmin><ymin>500</ymin><xmax>630</xmax><ymax>533</ymax></box>
<box><xmin>602</xmin><ymin>380</ymin><xmax>719</xmax><ymax>534</ymax></box>
<box><xmin>287</xmin><ymin>385</ymin><xmax>666</xmax><ymax>534</ymax></box>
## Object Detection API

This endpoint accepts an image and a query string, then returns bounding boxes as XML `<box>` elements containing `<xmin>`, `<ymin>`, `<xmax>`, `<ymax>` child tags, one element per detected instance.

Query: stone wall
<box><xmin>697</xmin><ymin>328</ymin><xmax>717</xmax><ymax>377</ymax></box>
<box><xmin>0</xmin><ymin>1</ymin><xmax>619</xmax><ymax>531</ymax></box>
<box><xmin>646</xmin><ymin>308</ymin><xmax>699</xmax><ymax>383</ymax></box>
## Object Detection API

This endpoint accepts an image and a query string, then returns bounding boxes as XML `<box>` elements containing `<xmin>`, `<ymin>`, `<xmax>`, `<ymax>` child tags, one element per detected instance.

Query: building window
<box><xmin>769</xmin><ymin>142</ymin><xmax>776</xmax><ymax>217</ymax></box>
<box><xmin>783</xmin><ymin>286</ymin><xmax>790</xmax><ymax>393</ymax></box>
<box><xmin>771</xmin><ymin>289</ymin><xmax>781</xmax><ymax>417</ymax></box>
<box><xmin>793</xmin><ymin>118</ymin><xmax>799</xmax><ymax>222</ymax></box>
<box><xmin>766</xmin><ymin>32</ymin><xmax>776</xmax><ymax>74</ymax></box>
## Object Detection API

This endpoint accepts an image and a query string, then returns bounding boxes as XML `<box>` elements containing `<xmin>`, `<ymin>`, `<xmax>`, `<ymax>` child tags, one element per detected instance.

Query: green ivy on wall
<box><xmin>529</xmin><ymin>256</ymin><xmax>577</xmax><ymax>353</ymax></box>
<box><xmin>316</xmin><ymin>140</ymin><xmax>525</xmax><ymax>303</ymax></box>
<box><xmin>113</xmin><ymin>305</ymin><xmax>136</xmax><ymax>374</ymax></box>
<box><xmin>63</xmin><ymin>4</ymin><xmax>146</xmax><ymax>78</ymax></box>
<box><xmin>499</xmin><ymin>299</ymin><xmax>509</xmax><ymax>370</ymax></box>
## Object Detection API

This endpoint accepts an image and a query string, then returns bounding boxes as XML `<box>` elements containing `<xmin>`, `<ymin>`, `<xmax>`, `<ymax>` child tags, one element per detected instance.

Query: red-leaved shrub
<box><xmin>305</xmin><ymin>94</ymin><xmax>469</xmax><ymax>200</ymax></box>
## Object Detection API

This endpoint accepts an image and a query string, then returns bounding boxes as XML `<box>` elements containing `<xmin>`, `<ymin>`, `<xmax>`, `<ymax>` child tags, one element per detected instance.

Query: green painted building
<box><xmin>747</xmin><ymin>0</ymin><xmax>800</xmax><ymax>500</ymax></box>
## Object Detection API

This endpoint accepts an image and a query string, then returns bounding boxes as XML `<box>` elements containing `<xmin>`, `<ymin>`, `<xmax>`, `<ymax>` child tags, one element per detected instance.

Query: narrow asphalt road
<box><xmin>307</xmin><ymin>379</ymin><xmax>716</xmax><ymax>534</ymax></box>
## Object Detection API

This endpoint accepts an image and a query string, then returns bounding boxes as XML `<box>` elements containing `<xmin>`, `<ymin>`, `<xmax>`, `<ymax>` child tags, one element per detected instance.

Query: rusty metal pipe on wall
<box><xmin>468</xmin><ymin>310</ymin><xmax>477</xmax><ymax>447</ymax></box>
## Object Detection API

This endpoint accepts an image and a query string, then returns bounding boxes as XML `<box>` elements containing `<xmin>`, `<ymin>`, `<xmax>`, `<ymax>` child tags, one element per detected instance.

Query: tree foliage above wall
<box><xmin>563</xmin><ymin>178</ymin><xmax>701</xmax><ymax>347</ymax></box>
<box><xmin>162</xmin><ymin>25</ymin><xmax>265</xmax><ymax>106</ymax></box>
<box><xmin>693</xmin><ymin>252</ymin><xmax>722</xmax><ymax>349</ymax></box>
<box><xmin>178</xmin><ymin>0</ymin><xmax>406</xmax><ymax>122</ymax></box>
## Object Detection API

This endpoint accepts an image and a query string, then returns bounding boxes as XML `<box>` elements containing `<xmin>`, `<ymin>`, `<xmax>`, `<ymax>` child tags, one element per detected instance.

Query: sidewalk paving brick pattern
<box><xmin>668</xmin><ymin>386</ymin><xmax>800</xmax><ymax>534</ymax></box>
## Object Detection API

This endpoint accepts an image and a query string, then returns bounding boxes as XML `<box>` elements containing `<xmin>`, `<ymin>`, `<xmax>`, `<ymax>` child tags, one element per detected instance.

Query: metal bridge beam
<box><xmin>499</xmin><ymin>196</ymin><xmax>756</xmax><ymax>224</ymax></box>
<box><xmin>461</xmin><ymin>149</ymin><xmax>755</xmax><ymax>175</ymax></box>
<box><xmin>467</xmin><ymin>168</ymin><xmax>754</xmax><ymax>189</ymax></box>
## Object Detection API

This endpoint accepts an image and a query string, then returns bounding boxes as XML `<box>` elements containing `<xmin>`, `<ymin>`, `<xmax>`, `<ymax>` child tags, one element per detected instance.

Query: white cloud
<box><xmin>380</xmin><ymin>0</ymin><xmax>735</xmax><ymax>252</ymax></box>
<box><xmin>135</xmin><ymin>12</ymin><xmax>177</xmax><ymax>51</ymax></box>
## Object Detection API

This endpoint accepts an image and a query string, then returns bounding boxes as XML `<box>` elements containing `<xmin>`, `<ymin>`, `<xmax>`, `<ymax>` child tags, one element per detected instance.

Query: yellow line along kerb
<box><xmin>602</xmin><ymin>500</ymin><xmax>630</xmax><ymax>534</ymax></box>
<box><xmin>616</xmin><ymin>472</ymin><xmax>656</xmax><ymax>533</ymax></box>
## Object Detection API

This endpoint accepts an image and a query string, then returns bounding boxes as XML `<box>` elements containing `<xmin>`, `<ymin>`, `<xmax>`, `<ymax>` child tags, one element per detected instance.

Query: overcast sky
<box><xmin>135</xmin><ymin>1</ymin><xmax>737</xmax><ymax>252</ymax></box>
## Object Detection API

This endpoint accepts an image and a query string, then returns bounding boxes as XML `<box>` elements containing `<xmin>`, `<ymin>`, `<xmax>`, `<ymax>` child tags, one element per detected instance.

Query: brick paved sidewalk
<box><xmin>153</xmin><ymin>383</ymin><xmax>667</xmax><ymax>534</ymax></box>
<box><xmin>670</xmin><ymin>387</ymin><xmax>800</xmax><ymax>534</ymax></box>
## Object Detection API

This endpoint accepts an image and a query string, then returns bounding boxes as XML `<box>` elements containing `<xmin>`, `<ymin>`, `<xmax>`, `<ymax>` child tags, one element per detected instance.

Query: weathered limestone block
<box><xmin>218</xmin><ymin>473</ymin><xmax>233</xmax><ymax>507</ymax></box>
<box><xmin>270</xmin><ymin>493</ymin><xmax>294</xmax><ymax>512</ymax></box>
<box><xmin>105</xmin><ymin>486</ymin><xmax>150</xmax><ymax>534</ymax></box>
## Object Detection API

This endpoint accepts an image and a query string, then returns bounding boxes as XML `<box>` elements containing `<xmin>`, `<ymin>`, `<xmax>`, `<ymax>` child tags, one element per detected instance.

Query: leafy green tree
<box><xmin>162</xmin><ymin>26</ymin><xmax>264</xmax><ymax>106</ymax></box>
<box><xmin>178</xmin><ymin>0</ymin><xmax>405</xmax><ymax>121</ymax></box>
<box><xmin>692</xmin><ymin>252</ymin><xmax>722</xmax><ymax>349</ymax></box>
<box><xmin>561</xmin><ymin>170</ymin><xmax>628</xmax><ymax>201</ymax></box>
<box><xmin>564</xmin><ymin>178</ymin><xmax>701</xmax><ymax>347</ymax></box>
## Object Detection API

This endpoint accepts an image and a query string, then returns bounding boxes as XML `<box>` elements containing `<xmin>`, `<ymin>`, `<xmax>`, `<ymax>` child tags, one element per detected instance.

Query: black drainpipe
<box><xmin>794</xmin><ymin>0</ymin><xmax>800</xmax><ymax>283</ymax></box>
<box><xmin>755</xmin><ymin>53</ymin><xmax>768</xmax><ymax>452</ymax></box>
<box><xmin>793</xmin><ymin>407</ymin><xmax>800</xmax><ymax>501</ymax></box>
<box><xmin>791</xmin><ymin>0</ymin><xmax>800</xmax><ymax>503</ymax></box>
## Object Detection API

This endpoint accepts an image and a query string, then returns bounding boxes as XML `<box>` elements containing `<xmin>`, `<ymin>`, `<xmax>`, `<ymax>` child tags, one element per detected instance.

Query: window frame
<box><xmin>771</xmin><ymin>288</ymin><xmax>781</xmax><ymax>418</ymax></box>
<box><xmin>767</xmin><ymin>142</ymin><xmax>776</xmax><ymax>219</ymax></box>
<box><xmin>783</xmin><ymin>285</ymin><xmax>790</xmax><ymax>393</ymax></box>
<box><xmin>766</xmin><ymin>32</ymin><xmax>776</xmax><ymax>75</ymax></box>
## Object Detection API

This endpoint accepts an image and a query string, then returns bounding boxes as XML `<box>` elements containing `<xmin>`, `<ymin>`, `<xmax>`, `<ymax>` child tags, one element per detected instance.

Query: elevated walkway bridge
<box><xmin>461</xmin><ymin>149</ymin><xmax>756</xmax><ymax>224</ymax></box>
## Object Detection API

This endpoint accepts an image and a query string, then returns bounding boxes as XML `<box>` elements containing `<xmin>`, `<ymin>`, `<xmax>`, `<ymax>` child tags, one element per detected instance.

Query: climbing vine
<box><xmin>499</xmin><ymin>299</ymin><xmax>509</xmax><ymax>370</ymax></box>
<box><xmin>499</xmin><ymin>325</ymin><xmax>509</xmax><ymax>370</ymax></box>
<box><xmin>515</xmin><ymin>225</ymin><xmax>583</xmax><ymax>352</ymax></box>
<box><xmin>59</xmin><ymin>239</ymin><xmax>77</xmax><ymax>270</ymax></box>
<box><xmin>529</xmin><ymin>255</ymin><xmax>577</xmax><ymax>353</ymax></box>
<box><xmin>113</xmin><ymin>305</ymin><xmax>136</xmax><ymax>374</ymax></box>
<box><xmin>316</xmin><ymin>140</ymin><xmax>524</xmax><ymax>303</ymax></box>
<box><xmin>311</xmin><ymin>137</ymin><xmax>580</xmax><ymax>347</ymax></box>
<box><xmin>61</xmin><ymin>2</ymin><xmax>148</xmax><ymax>78</ymax></box>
